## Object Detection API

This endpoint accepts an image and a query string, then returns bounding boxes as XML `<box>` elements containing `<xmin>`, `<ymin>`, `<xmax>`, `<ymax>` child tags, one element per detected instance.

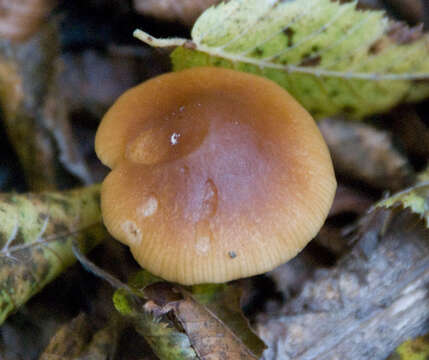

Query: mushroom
<box><xmin>95</xmin><ymin>67</ymin><xmax>336</xmax><ymax>285</ymax></box>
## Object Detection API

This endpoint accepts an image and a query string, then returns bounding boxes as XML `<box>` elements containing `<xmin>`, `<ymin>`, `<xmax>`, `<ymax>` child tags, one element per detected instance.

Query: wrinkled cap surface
<box><xmin>96</xmin><ymin>67</ymin><xmax>336</xmax><ymax>285</ymax></box>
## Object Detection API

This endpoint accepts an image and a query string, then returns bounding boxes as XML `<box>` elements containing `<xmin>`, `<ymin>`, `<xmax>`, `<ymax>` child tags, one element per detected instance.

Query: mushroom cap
<box><xmin>95</xmin><ymin>67</ymin><xmax>336</xmax><ymax>285</ymax></box>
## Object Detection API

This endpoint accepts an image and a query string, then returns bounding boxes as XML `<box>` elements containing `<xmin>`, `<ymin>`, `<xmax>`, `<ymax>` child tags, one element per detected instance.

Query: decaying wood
<box><xmin>258</xmin><ymin>209</ymin><xmax>429</xmax><ymax>360</ymax></box>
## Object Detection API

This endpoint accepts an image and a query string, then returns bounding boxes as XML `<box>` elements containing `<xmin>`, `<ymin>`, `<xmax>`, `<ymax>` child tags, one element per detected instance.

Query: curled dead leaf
<box><xmin>319</xmin><ymin>118</ymin><xmax>414</xmax><ymax>190</ymax></box>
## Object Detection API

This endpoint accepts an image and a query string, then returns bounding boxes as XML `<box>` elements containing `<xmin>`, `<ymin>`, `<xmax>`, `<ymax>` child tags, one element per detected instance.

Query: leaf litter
<box><xmin>0</xmin><ymin>0</ymin><xmax>429</xmax><ymax>359</ymax></box>
<box><xmin>113</xmin><ymin>271</ymin><xmax>266</xmax><ymax>360</ymax></box>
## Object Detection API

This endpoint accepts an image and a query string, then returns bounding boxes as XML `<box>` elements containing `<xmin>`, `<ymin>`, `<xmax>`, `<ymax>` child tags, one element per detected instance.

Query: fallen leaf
<box><xmin>319</xmin><ymin>118</ymin><xmax>414</xmax><ymax>190</ymax></box>
<box><xmin>191</xmin><ymin>283</ymin><xmax>266</xmax><ymax>358</ymax></box>
<box><xmin>0</xmin><ymin>185</ymin><xmax>105</xmax><ymax>324</ymax></box>
<box><xmin>374</xmin><ymin>167</ymin><xmax>429</xmax><ymax>227</ymax></box>
<box><xmin>387</xmin><ymin>333</ymin><xmax>429</xmax><ymax>360</ymax></box>
<box><xmin>136</xmin><ymin>0</ymin><xmax>429</xmax><ymax>118</ymax></box>
<box><xmin>113</xmin><ymin>271</ymin><xmax>265</xmax><ymax>359</ymax></box>
<box><xmin>114</xmin><ymin>286</ymin><xmax>198</xmax><ymax>360</ymax></box>
<box><xmin>174</xmin><ymin>290</ymin><xmax>260</xmax><ymax>360</ymax></box>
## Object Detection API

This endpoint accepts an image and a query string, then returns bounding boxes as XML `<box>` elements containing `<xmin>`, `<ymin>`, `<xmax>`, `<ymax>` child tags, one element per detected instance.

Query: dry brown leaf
<box><xmin>319</xmin><ymin>118</ymin><xmax>414</xmax><ymax>190</ymax></box>
<box><xmin>149</xmin><ymin>283</ymin><xmax>264</xmax><ymax>360</ymax></box>
<box><xmin>189</xmin><ymin>284</ymin><xmax>266</xmax><ymax>358</ymax></box>
<box><xmin>0</xmin><ymin>0</ymin><xmax>53</xmax><ymax>42</ymax></box>
<box><xmin>174</xmin><ymin>291</ymin><xmax>259</xmax><ymax>360</ymax></box>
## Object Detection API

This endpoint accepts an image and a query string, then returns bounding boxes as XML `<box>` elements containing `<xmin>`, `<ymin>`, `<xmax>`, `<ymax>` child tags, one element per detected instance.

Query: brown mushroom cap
<box><xmin>95</xmin><ymin>67</ymin><xmax>336</xmax><ymax>285</ymax></box>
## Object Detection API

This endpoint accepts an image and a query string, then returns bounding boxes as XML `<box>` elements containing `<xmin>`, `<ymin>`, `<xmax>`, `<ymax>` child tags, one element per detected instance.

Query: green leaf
<box><xmin>387</xmin><ymin>334</ymin><xmax>429</xmax><ymax>360</ymax></box>
<box><xmin>374</xmin><ymin>167</ymin><xmax>429</xmax><ymax>227</ymax></box>
<box><xmin>129</xmin><ymin>268</ymin><xmax>164</xmax><ymax>290</ymax></box>
<box><xmin>113</xmin><ymin>281</ymin><xmax>198</xmax><ymax>360</ymax></box>
<box><xmin>0</xmin><ymin>185</ymin><xmax>105</xmax><ymax>324</ymax></box>
<box><xmin>135</xmin><ymin>0</ymin><xmax>429</xmax><ymax>119</ymax></box>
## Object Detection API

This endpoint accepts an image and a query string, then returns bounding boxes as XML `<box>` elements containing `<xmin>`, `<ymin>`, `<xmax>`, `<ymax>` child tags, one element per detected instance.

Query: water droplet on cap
<box><xmin>138</xmin><ymin>196</ymin><xmax>158</xmax><ymax>218</ymax></box>
<box><xmin>121</xmin><ymin>220</ymin><xmax>142</xmax><ymax>245</ymax></box>
<box><xmin>201</xmin><ymin>179</ymin><xmax>218</xmax><ymax>219</ymax></box>
<box><xmin>195</xmin><ymin>220</ymin><xmax>212</xmax><ymax>255</ymax></box>
<box><xmin>196</xmin><ymin>235</ymin><xmax>211</xmax><ymax>254</ymax></box>
<box><xmin>170</xmin><ymin>132</ymin><xmax>181</xmax><ymax>145</ymax></box>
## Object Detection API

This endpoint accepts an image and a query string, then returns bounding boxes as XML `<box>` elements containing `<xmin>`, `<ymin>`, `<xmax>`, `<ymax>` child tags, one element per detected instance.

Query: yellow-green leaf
<box><xmin>0</xmin><ymin>185</ymin><xmax>105</xmax><ymax>324</ymax></box>
<box><xmin>113</xmin><ymin>284</ymin><xmax>198</xmax><ymax>360</ymax></box>
<box><xmin>135</xmin><ymin>0</ymin><xmax>429</xmax><ymax>119</ymax></box>
<box><xmin>375</xmin><ymin>168</ymin><xmax>429</xmax><ymax>227</ymax></box>
<box><xmin>387</xmin><ymin>334</ymin><xmax>429</xmax><ymax>360</ymax></box>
